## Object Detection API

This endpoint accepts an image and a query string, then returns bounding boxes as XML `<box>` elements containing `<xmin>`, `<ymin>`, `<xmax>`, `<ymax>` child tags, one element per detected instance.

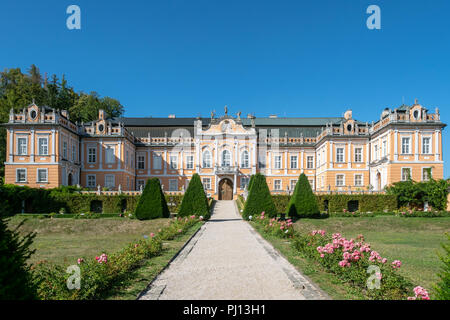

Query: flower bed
<box><xmin>31</xmin><ymin>216</ymin><xmax>202</xmax><ymax>300</ymax></box>
<box><xmin>394</xmin><ymin>209</ymin><xmax>450</xmax><ymax>218</ymax></box>
<box><xmin>249</xmin><ymin>210</ymin><xmax>431</xmax><ymax>300</ymax></box>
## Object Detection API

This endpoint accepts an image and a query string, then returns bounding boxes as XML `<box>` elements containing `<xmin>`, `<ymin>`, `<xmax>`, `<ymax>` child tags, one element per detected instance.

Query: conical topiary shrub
<box><xmin>243</xmin><ymin>173</ymin><xmax>277</xmax><ymax>219</ymax></box>
<box><xmin>178</xmin><ymin>174</ymin><xmax>210</xmax><ymax>219</ymax></box>
<box><xmin>135</xmin><ymin>178</ymin><xmax>170</xmax><ymax>220</ymax></box>
<box><xmin>287</xmin><ymin>173</ymin><xmax>319</xmax><ymax>218</ymax></box>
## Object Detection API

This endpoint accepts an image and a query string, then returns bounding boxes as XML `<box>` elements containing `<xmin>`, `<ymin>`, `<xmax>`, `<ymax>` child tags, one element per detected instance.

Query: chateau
<box><xmin>2</xmin><ymin>101</ymin><xmax>446</xmax><ymax>200</ymax></box>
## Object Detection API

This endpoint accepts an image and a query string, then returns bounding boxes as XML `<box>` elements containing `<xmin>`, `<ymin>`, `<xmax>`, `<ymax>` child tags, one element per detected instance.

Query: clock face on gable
<box><xmin>221</xmin><ymin>120</ymin><xmax>231</xmax><ymax>132</ymax></box>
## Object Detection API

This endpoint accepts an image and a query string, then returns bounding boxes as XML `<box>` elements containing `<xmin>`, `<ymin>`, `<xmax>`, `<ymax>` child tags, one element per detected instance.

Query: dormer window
<box><xmin>413</xmin><ymin>110</ymin><xmax>420</xmax><ymax>120</ymax></box>
<box><xmin>98</xmin><ymin>124</ymin><xmax>104</xmax><ymax>133</ymax></box>
<box><xmin>346</xmin><ymin>124</ymin><xmax>352</xmax><ymax>132</ymax></box>
<box><xmin>29</xmin><ymin>109</ymin><xmax>37</xmax><ymax>120</ymax></box>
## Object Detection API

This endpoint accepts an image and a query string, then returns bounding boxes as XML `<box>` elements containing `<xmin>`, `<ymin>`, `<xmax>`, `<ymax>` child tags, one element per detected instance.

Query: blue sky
<box><xmin>1</xmin><ymin>0</ymin><xmax>449</xmax><ymax>177</ymax></box>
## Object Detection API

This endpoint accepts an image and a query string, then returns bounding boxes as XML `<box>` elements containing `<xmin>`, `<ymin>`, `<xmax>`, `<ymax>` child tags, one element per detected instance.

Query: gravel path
<box><xmin>138</xmin><ymin>200</ymin><xmax>329</xmax><ymax>300</ymax></box>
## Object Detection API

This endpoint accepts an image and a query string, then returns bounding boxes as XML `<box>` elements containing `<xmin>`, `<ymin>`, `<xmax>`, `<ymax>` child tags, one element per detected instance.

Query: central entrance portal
<box><xmin>218</xmin><ymin>178</ymin><xmax>233</xmax><ymax>200</ymax></box>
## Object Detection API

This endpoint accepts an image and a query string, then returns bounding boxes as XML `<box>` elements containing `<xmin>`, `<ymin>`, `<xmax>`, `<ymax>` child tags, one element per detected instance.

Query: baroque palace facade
<box><xmin>1</xmin><ymin>101</ymin><xmax>446</xmax><ymax>200</ymax></box>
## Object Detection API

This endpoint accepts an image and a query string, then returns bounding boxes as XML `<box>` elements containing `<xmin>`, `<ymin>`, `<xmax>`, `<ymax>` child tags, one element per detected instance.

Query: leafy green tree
<box><xmin>434</xmin><ymin>233</ymin><xmax>450</xmax><ymax>300</ymax></box>
<box><xmin>178</xmin><ymin>174</ymin><xmax>210</xmax><ymax>219</ymax></box>
<box><xmin>135</xmin><ymin>178</ymin><xmax>170</xmax><ymax>220</ymax></box>
<box><xmin>286</xmin><ymin>173</ymin><xmax>320</xmax><ymax>218</ymax></box>
<box><xmin>243</xmin><ymin>173</ymin><xmax>277</xmax><ymax>219</ymax></box>
<box><xmin>0</xmin><ymin>215</ymin><xmax>37</xmax><ymax>299</ymax></box>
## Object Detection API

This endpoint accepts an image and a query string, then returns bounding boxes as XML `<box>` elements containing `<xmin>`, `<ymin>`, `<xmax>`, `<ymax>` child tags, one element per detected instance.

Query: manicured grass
<box><xmin>6</xmin><ymin>216</ymin><xmax>172</xmax><ymax>266</ymax></box>
<box><xmin>291</xmin><ymin>216</ymin><xmax>450</xmax><ymax>295</ymax></box>
<box><xmin>105</xmin><ymin>223</ymin><xmax>203</xmax><ymax>300</ymax></box>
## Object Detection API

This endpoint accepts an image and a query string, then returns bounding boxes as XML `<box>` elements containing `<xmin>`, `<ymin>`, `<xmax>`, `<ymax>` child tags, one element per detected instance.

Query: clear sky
<box><xmin>1</xmin><ymin>0</ymin><xmax>449</xmax><ymax>178</ymax></box>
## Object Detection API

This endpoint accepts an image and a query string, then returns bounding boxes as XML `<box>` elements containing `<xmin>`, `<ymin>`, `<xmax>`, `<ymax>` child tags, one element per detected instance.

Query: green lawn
<box><xmin>291</xmin><ymin>216</ymin><xmax>450</xmax><ymax>294</ymax></box>
<box><xmin>6</xmin><ymin>216</ymin><xmax>172</xmax><ymax>266</ymax></box>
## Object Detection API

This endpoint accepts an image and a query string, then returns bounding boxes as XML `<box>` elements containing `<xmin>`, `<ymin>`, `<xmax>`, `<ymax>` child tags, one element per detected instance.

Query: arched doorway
<box><xmin>68</xmin><ymin>173</ymin><xmax>73</xmax><ymax>186</ymax></box>
<box><xmin>219</xmin><ymin>178</ymin><xmax>233</xmax><ymax>200</ymax></box>
<box><xmin>376</xmin><ymin>172</ymin><xmax>381</xmax><ymax>191</ymax></box>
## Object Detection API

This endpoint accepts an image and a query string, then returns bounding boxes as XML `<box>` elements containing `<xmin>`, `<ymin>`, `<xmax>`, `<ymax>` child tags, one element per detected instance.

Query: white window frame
<box><xmin>105</xmin><ymin>174</ymin><xmax>115</xmax><ymax>188</ymax></box>
<box><xmin>336</xmin><ymin>174</ymin><xmax>345</xmax><ymax>187</ymax></box>
<box><xmin>202</xmin><ymin>150</ymin><xmax>212</xmax><ymax>168</ymax></box>
<box><xmin>422</xmin><ymin>136</ymin><xmax>431</xmax><ymax>155</ymax></box>
<box><xmin>222</xmin><ymin>150</ymin><xmax>231</xmax><ymax>167</ymax></box>
<box><xmin>401</xmin><ymin>137</ymin><xmax>411</xmax><ymax>155</ymax></box>
<box><xmin>290</xmin><ymin>179</ymin><xmax>297</xmax><ymax>191</ymax></box>
<box><xmin>88</xmin><ymin>146</ymin><xmax>97</xmax><ymax>163</ymax></box>
<box><xmin>169</xmin><ymin>155</ymin><xmax>178</xmax><ymax>169</ymax></box>
<box><xmin>105</xmin><ymin>145</ymin><xmax>115</xmax><ymax>164</ymax></box>
<box><xmin>72</xmin><ymin>144</ymin><xmax>76</xmax><ymax>162</ymax></box>
<box><xmin>168</xmin><ymin>179</ymin><xmax>178</xmax><ymax>191</ymax></box>
<box><xmin>37</xmin><ymin>168</ymin><xmax>48</xmax><ymax>183</ymax></box>
<box><xmin>401</xmin><ymin>167</ymin><xmax>412</xmax><ymax>181</ymax></box>
<box><xmin>186</xmin><ymin>155</ymin><xmax>194</xmax><ymax>169</ymax></box>
<box><xmin>354</xmin><ymin>147</ymin><xmax>362</xmax><ymax>163</ymax></box>
<box><xmin>422</xmin><ymin>167</ymin><xmax>432</xmax><ymax>181</ymax></box>
<box><xmin>137</xmin><ymin>154</ymin><xmax>145</xmax><ymax>169</ymax></box>
<box><xmin>274</xmin><ymin>179</ymin><xmax>282</xmax><ymax>190</ymax></box>
<box><xmin>290</xmin><ymin>155</ymin><xmax>298</xmax><ymax>169</ymax></box>
<box><xmin>137</xmin><ymin>179</ymin><xmax>145</xmax><ymax>190</ymax></box>
<box><xmin>16</xmin><ymin>168</ymin><xmax>27</xmax><ymax>183</ymax></box>
<box><xmin>153</xmin><ymin>153</ymin><xmax>162</xmax><ymax>170</ymax></box>
<box><xmin>307</xmin><ymin>156</ymin><xmax>314</xmax><ymax>169</ymax></box>
<box><xmin>17</xmin><ymin>136</ymin><xmax>28</xmax><ymax>155</ymax></box>
<box><xmin>354</xmin><ymin>174</ymin><xmax>363</xmax><ymax>187</ymax></box>
<box><xmin>202</xmin><ymin>177</ymin><xmax>211</xmax><ymax>190</ymax></box>
<box><xmin>63</xmin><ymin>140</ymin><xmax>68</xmax><ymax>159</ymax></box>
<box><xmin>336</xmin><ymin>147</ymin><xmax>344</xmax><ymax>163</ymax></box>
<box><xmin>87</xmin><ymin>174</ymin><xmax>96</xmax><ymax>188</ymax></box>
<box><xmin>38</xmin><ymin>136</ymin><xmax>49</xmax><ymax>156</ymax></box>
<box><xmin>240</xmin><ymin>176</ymin><xmax>250</xmax><ymax>189</ymax></box>
<box><xmin>240</xmin><ymin>150</ymin><xmax>249</xmax><ymax>168</ymax></box>
<box><xmin>382</xmin><ymin>140</ymin><xmax>387</xmax><ymax>157</ymax></box>
<box><xmin>274</xmin><ymin>155</ymin><xmax>282</xmax><ymax>169</ymax></box>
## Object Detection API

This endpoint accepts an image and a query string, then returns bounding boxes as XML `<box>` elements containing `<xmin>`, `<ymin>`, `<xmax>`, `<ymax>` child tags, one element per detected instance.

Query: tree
<box><xmin>434</xmin><ymin>233</ymin><xmax>450</xmax><ymax>300</ymax></box>
<box><xmin>242</xmin><ymin>173</ymin><xmax>277</xmax><ymax>219</ymax></box>
<box><xmin>287</xmin><ymin>173</ymin><xmax>319</xmax><ymax>218</ymax></box>
<box><xmin>178</xmin><ymin>174</ymin><xmax>210</xmax><ymax>219</ymax></box>
<box><xmin>135</xmin><ymin>178</ymin><xmax>170</xmax><ymax>220</ymax></box>
<box><xmin>0</xmin><ymin>215</ymin><xmax>37</xmax><ymax>299</ymax></box>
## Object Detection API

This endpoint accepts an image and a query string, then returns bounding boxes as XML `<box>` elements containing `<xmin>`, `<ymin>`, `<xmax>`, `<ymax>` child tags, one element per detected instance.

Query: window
<box><xmin>274</xmin><ymin>155</ymin><xmax>282</xmax><ymax>169</ymax></box>
<box><xmin>186</xmin><ymin>155</ymin><xmax>194</xmax><ymax>169</ymax></box>
<box><xmin>202</xmin><ymin>178</ymin><xmax>211</xmax><ymax>190</ymax></box>
<box><xmin>401</xmin><ymin>137</ymin><xmax>410</xmax><ymax>154</ymax></box>
<box><xmin>222</xmin><ymin>150</ymin><xmax>231</xmax><ymax>166</ymax></box>
<box><xmin>240</xmin><ymin>150</ymin><xmax>249</xmax><ymax>168</ymax></box>
<box><xmin>401</xmin><ymin>168</ymin><xmax>411</xmax><ymax>181</ymax></box>
<box><xmin>63</xmin><ymin>141</ymin><xmax>68</xmax><ymax>159</ymax></box>
<box><xmin>18</xmin><ymin>137</ymin><xmax>27</xmax><ymax>155</ymax></box>
<box><xmin>153</xmin><ymin>153</ymin><xmax>162</xmax><ymax>169</ymax></box>
<box><xmin>105</xmin><ymin>146</ymin><xmax>115</xmax><ymax>164</ymax></box>
<box><xmin>355</xmin><ymin>174</ymin><xmax>363</xmax><ymax>186</ymax></box>
<box><xmin>105</xmin><ymin>175</ymin><xmax>115</xmax><ymax>188</ymax></box>
<box><xmin>374</xmin><ymin>145</ymin><xmax>378</xmax><ymax>160</ymax></box>
<box><xmin>382</xmin><ymin>140</ymin><xmax>387</xmax><ymax>157</ymax></box>
<box><xmin>336</xmin><ymin>148</ymin><xmax>344</xmax><ymax>163</ymax></box>
<box><xmin>422</xmin><ymin>168</ymin><xmax>432</xmax><ymax>181</ymax></box>
<box><xmin>87</xmin><ymin>175</ymin><xmax>96</xmax><ymax>188</ymax></box>
<box><xmin>336</xmin><ymin>174</ymin><xmax>344</xmax><ymax>187</ymax></box>
<box><xmin>290</xmin><ymin>155</ymin><xmax>298</xmax><ymax>169</ymax></box>
<box><xmin>309</xmin><ymin>179</ymin><xmax>314</xmax><ymax>189</ymax></box>
<box><xmin>170</xmin><ymin>155</ymin><xmax>178</xmax><ymax>169</ymax></box>
<box><xmin>126</xmin><ymin>151</ymin><xmax>129</xmax><ymax>166</ymax></box>
<box><xmin>355</xmin><ymin>148</ymin><xmax>362</xmax><ymax>162</ymax></box>
<box><xmin>169</xmin><ymin>179</ymin><xmax>178</xmax><ymax>191</ymax></box>
<box><xmin>137</xmin><ymin>180</ymin><xmax>145</xmax><ymax>190</ymax></box>
<box><xmin>72</xmin><ymin>144</ymin><xmax>76</xmax><ymax>162</ymax></box>
<box><xmin>274</xmin><ymin>179</ymin><xmax>282</xmax><ymax>190</ymax></box>
<box><xmin>202</xmin><ymin>150</ymin><xmax>212</xmax><ymax>168</ymax></box>
<box><xmin>290</xmin><ymin>180</ymin><xmax>297</xmax><ymax>191</ymax></box>
<box><xmin>88</xmin><ymin>147</ymin><xmax>96</xmax><ymax>163</ymax></box>
<box><xmin>307</xmin><ymin>156</ymin><xmax>314</xmax><ymax>169</ymax></box>
<box><xmin>16</xmin><ymin>169</ymin><xmax>27</xmax><ymax>183</ymax></box>
<box><xmin>137</xmin><ymin>154</ymin><xmax>145</xmax><ymax>169</ymax></box>
<box><xmin>422</xmin><ymin>137</ymin><xmax>431</xmax><ymax>154</ymax></box>
<box><xmin>38</xmin><ymin>137</ymin><xmax>48</xmax><ymax>156</ymax></box>
<box><xmin>240</xmin><ymin>177</ymin><xmax>249</xmax><ymax>189</ymax></box>
<box><xmin>37</xmin><ymin>168</ymin><xmax>48</xmax><ymax>183</ymax></box>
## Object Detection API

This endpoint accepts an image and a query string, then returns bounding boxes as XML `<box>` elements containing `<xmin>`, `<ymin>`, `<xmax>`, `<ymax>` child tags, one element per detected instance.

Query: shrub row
<box><xmin>32</xmin><ymin>215</ymin><xmax>202</xmax><ymax>300</ymax></box>
<box><xmin>272</xmin><ymin>194</ymin><xmax>398</xmax><ymax>214</ymax></box>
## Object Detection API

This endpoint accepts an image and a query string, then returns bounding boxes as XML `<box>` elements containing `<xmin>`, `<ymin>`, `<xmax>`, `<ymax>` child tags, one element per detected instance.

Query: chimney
<box><xmin>99</xmin><ymin>109</ymin><xmax>105</xmax><ymax>120</ymax></box>
<box><xmin>269</xmin><ymin>114</ymin><xmax>277</xmax><ymax>118</ymax></box>
<box><xmin>61</xmin><ymin>110</ymin><xmax>69</xmax><ymax>118</ymax></box>
<box><xmin>168</xmin><ymin>114</ymin><xmax>176</xmax><ymax>118</ymax></box>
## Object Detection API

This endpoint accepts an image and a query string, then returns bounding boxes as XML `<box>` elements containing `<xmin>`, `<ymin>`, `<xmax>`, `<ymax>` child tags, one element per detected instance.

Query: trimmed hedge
<box><xmin>243</xmin><ymin>173</ymin><xmax>277</xmax><ymax>219</ymax></box>
<box><xmin>0</xmin><ymin>184</ymin><xmax>183</xmax><ymax>216</ymax></box>
<box><xmin>272</xmin><ymin>194</ymin><xmax>398</xmax><ymax>214</ymax></box>
<box><xmin>287</xmin><ymin>173</ymin><xmax>320</xmax><ymax>218</ymax></box>
<box><xmin>178</xmin><ymin>174</ymin><xmax>210</xmax><ymax>219</ymax></box>
<box><xmin>135</xmin><ymin>178</ymin><xmax>170</xmax><ymax>220</ymax></box>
